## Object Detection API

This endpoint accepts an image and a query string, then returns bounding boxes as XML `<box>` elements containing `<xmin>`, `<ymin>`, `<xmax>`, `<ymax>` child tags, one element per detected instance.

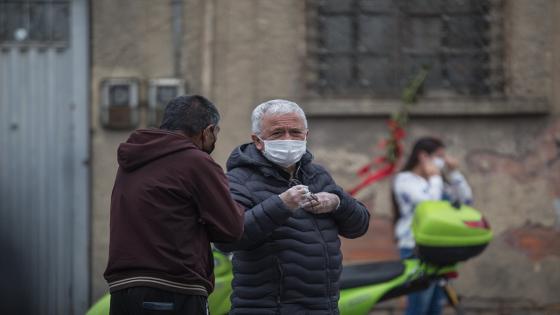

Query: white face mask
<box><xmin>432</xmin><ymin>157</ymin><xmax>446</xmax><ymax>170</ymax></box>
<box><xmin>259</xmin><ymin>137</ymin><xmax>307</xmax><ymax>168</ymax></box>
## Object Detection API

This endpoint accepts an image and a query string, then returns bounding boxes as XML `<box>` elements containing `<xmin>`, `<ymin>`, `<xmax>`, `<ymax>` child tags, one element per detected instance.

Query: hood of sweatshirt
<box><xmin>117</xmin><ymin>129</ymin><xmax>199</xmax><ymax>172</ymax></box>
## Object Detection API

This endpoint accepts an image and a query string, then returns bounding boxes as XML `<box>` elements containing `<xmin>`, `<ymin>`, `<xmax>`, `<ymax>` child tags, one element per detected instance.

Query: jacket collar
<box><xmin>227</xmin><ymin>143</ymin><xmax>315</xmax><ymax>181</ymax></box>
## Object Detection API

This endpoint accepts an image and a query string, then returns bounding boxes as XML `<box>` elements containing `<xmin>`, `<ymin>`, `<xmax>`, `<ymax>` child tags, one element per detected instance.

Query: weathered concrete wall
<box><xmin>90</xmin><ymin>0</ymin><xmax>560</xmax><ymax>309</ymax></box>
<box><xmin>210</xmin><ymin>0</ymin><xmax>307</xmax><ymax>164</ymax></box>
<box><xmin>90</xmin><ymin>0</ymin><xmax>207</xmax><ymax>301</ymax></box>
<box><xmin>312</xmin><ymin>0</ymin><xmax>560</xmax><ymax>306</ymax></box>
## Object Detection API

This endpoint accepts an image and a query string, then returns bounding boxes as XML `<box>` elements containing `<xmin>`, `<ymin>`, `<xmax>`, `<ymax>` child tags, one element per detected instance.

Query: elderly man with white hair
<box><xmin>215</xmin><ymin>99</ymin><xmax>370</xmax><ymax>314</ymax></box>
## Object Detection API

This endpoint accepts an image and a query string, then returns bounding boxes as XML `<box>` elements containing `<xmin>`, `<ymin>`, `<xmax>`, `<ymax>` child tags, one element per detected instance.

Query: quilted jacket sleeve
<box><xmin>318</xmin><ymin>166</ymin><xmax>371</xmax><ymax>239</ymax></box>
<box><xmin>214</xmin><ymin>169</ymin><xmax>294</xmax><ymax>252</ymax></box>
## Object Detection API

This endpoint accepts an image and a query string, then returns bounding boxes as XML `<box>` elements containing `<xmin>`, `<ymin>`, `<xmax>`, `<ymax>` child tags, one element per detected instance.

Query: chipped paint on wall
<box><xmin>467</xmin><ymin>120</ymin><xmax>560</xmax><ymax>184</ymax></box>
<box><xmin>312</xmin><ymin>148</ymin><xmax>371</xmax><ymax>174</ymax></box>
<box><xmin>503</xmin><ymin>224</ymin><xmax>560</xmax><ymax>261</ymax></box>
<box><xmin>467</xmin><ymin>120</ymin><xmax>560</xmax><ymax>216</ymax></box>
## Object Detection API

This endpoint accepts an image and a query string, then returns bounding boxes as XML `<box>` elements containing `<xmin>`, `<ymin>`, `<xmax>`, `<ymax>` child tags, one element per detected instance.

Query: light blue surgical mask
<box><xmin>259</xmin><ymin>137</ymin><xmax>307</xmax><ymax>168</ymax></box>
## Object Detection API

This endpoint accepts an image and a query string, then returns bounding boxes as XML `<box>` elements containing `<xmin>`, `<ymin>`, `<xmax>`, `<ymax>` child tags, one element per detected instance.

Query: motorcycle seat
<box><xmin>339</xmin><ymin>260</ymin><xmax>405</xmax><ymax>289</ymax></box>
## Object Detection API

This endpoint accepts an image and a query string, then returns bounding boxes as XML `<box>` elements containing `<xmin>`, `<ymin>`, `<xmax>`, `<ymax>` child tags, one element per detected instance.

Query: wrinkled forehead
<box><xmin>261</xmin><ymin>112</ymin><xmax>307</xmax><ymax>131</ymax></box>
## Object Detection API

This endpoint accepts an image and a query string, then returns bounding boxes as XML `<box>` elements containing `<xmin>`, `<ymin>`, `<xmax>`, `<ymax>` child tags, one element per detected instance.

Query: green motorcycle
<box><xmin>87</xmin><ymin>200</ymin><xmax>492</xmax><ymax>315</ymax></box>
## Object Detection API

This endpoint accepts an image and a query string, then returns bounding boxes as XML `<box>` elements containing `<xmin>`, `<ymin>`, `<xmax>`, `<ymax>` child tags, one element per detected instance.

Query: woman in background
<box><xmin>392</xmin><ymin>137</ymin><xmax>472</xmax><ymax>315</ymax></box>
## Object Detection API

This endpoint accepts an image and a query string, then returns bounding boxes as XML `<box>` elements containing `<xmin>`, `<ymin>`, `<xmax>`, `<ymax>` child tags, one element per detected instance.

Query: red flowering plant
<box><xmin>349</xmin><ymin>66</ymin><xmax>430</xmax><ymax>196</ymax></box>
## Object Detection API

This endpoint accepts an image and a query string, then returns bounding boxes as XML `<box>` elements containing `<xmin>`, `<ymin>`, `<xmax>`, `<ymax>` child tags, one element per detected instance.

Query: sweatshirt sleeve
<box><xmin>190</xmin><ymin>154</ymin><xmax>244</xmax><ymax>242</ymax></box>
<box><xmin>214</xmin><ymin>170</ymin><xmax>294</xmax><ymax>252</ymax></box>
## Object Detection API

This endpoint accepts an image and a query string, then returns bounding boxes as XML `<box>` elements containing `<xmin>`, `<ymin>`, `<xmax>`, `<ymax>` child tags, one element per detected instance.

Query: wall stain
<box><xmin>503</xmin><ymin>223</ymin><xmax>560</xmax><ymax>262</ymax></box>
<box><xmin>467</xmin><ymin>120</ymin><xmax>560</xmax><ymax>258</ymax></box>
<box><xmin>467</xmin><ymin>120</ymin><xmax>560</xmax><ymax>197</ymax></box>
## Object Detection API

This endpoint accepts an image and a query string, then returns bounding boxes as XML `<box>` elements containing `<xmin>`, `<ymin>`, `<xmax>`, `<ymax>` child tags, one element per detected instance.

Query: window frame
<box><xmin>303</xmin><ymin>0</ymin><xmax>549</xmax><ymax>116</ymax></box>
<box><xmin>0</xmin><ymin>0</ymin><xmax>71</xmax><ymax>48</ymax></box>
<box><xmin>301</xmin><ymin>97</ymin><xmax>550</xmax><ymax>117</ymax></box>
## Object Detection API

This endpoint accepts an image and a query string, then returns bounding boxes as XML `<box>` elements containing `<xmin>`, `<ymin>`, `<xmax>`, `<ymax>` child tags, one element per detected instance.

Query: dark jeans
<box><xmin>399</xmin><ymin>248</ymin><xmax>444</xmax><ymax>315</ymax></box>
<box><xmin>110</xmin><ymin>287</ymin><xmax>208</xmax><ymax>315</ymax></box>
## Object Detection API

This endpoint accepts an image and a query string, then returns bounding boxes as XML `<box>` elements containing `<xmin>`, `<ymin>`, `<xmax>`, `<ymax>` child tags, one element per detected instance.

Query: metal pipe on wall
<box><xmin>171</xmin><ymin>0</ymin><xmax>184</xmax><ymax>79</ymax></box>
<box><xmin>202</xmin><ymin>0</ymin><xmax>215</xmax><ymax>98</ymax></box>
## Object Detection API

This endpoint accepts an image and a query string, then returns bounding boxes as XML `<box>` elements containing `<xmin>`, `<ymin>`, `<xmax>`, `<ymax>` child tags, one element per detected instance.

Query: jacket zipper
<box><xmin>275</xmin><ymin>256</ymin><xmax>283</xmax><ymax>305</ymax></box>
<box><xmin>298</xmin><ymin>167</ymin><xmax>334</xmax><ymax>314</ymax></box>
<box><xmin>282</xmin><ymin>166</ymin><xmax>334</xmax><ymax>314</ymax></box>
<box><xmin>311</xmin><ymin>216</ymin><xmax>334</xmax><ymax>314</ymax></box>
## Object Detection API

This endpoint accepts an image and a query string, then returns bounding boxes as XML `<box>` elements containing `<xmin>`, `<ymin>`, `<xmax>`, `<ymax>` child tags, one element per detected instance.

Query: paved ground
<box><xmin>368</xmin><ymin>299</ymin><xmax>560</xmax><ymax>315</ymax></box>
<box><xmin>341</xmin><ymin>216</ymin><xmax>399</xmax><ymax>263</ymax></box>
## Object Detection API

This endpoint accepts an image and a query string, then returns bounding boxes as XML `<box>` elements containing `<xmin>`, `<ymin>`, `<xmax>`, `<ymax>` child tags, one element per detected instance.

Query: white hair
<box><xmin>251</xmin><ymin>99</ymin><xmax>308</xmax><ymax>135</ymax></box>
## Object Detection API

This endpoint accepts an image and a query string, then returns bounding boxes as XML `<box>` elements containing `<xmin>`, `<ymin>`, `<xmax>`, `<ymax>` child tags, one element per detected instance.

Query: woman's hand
<box><xmin>444</xmin><ymin>155</ymin><xmax>459</xmax><ymax>171</ymax></box>
<box><xmin>421</xmin><ymin>157</ymin><xmax>441</xmax><ymax>177</ymax></box>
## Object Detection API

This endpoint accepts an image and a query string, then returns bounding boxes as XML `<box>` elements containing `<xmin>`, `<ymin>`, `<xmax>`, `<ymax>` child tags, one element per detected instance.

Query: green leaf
<box><xmin>401</xmin><ymin>65</ymin><xmax>430</xmax><ymax>104</ymax></box>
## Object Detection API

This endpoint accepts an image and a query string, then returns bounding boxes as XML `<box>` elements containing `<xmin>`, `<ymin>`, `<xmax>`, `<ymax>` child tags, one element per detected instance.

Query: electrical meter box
<box><xmin>100</xmin><ymin>78</ymin><xmax>139</xmax><ymax>129</ymax></box>
<box><xmin>148</xmin><ymin>78</ymin><xmax>185</xmax><ymax>127</ymax></box>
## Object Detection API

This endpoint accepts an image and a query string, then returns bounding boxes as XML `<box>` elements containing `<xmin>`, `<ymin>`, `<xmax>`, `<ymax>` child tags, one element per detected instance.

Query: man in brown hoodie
<box><xmin>104</xmin><ymin>95</ymin><xmax>244</xmax><ymax>314</ymax></box>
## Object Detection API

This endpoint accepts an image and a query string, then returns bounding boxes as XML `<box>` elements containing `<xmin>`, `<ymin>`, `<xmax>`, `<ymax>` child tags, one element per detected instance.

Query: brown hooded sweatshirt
<box><xmin>104</xmin><ymin>129</ymin><xmax>244</xmax><ymax>296</ymax></box>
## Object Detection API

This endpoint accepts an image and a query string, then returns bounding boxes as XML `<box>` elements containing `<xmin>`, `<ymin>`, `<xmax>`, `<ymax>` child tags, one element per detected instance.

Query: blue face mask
<box><xmin>259</xmin><ymin>137</ymin><xmax>307</xmax><ymax>168</ymax></box>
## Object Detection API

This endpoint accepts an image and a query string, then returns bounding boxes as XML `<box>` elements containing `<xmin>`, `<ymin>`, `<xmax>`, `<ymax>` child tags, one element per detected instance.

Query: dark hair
<box><xmin>159</xmin><ymin>95</ymin><xmax>220</xmax><ymax>136</ymax></box>
<box><xmin>391</xmin><ymin>137</ymin><xmax>445</xmax><ymax>226</ymax></box>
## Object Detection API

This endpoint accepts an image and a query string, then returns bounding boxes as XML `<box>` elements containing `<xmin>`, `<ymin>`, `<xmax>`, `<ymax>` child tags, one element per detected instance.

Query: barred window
<box><xmin>0</xmin><ymin>0</ymin><xmax>70</xmax><ymax>46</ymax></box>
<box><xmin>307</xmin><ymin>0</ymin><xmax>504</xmax><ymax>97</ymax></box>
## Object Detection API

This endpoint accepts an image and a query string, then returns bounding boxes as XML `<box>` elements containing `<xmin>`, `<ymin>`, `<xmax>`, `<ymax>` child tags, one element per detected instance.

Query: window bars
<box><xmin>0</xmin><ymin>0</ymin><xmax>70</xmax><ymax>47</ymax></box>
<box><xmin>306</xmin><ymin>0</ymin><xmax>504</xmax><ymax>97</ymax></box>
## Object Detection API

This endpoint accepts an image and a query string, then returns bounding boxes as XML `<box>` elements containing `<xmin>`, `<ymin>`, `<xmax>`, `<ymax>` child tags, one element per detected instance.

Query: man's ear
<box><xmin>252</xmin><ymin>134</ymin><xmax>264</xmax><ymax>151</ymax></box>
<box><xmin>202</xmin><ymin>124</ymin><xmax>215</xmax><ymax>139</ymax></box>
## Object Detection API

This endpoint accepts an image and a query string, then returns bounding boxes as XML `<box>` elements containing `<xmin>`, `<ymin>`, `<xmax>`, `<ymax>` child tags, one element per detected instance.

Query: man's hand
<box><xmin>279</xmin><ymin>185</ymin><xmax>312</xmax><ymax>211</ymax></box>
<box><xmin>302</xmin><ymin>192</ymin><xmax>340</xmax><ymax>214</ymax></box>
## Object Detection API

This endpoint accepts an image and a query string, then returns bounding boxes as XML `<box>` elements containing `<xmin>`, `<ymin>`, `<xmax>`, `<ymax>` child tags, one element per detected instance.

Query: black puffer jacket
<box><xmin>215</xmin><ymin>143</ymin><xmax>370</xmax><ymax>315</ymax></box>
